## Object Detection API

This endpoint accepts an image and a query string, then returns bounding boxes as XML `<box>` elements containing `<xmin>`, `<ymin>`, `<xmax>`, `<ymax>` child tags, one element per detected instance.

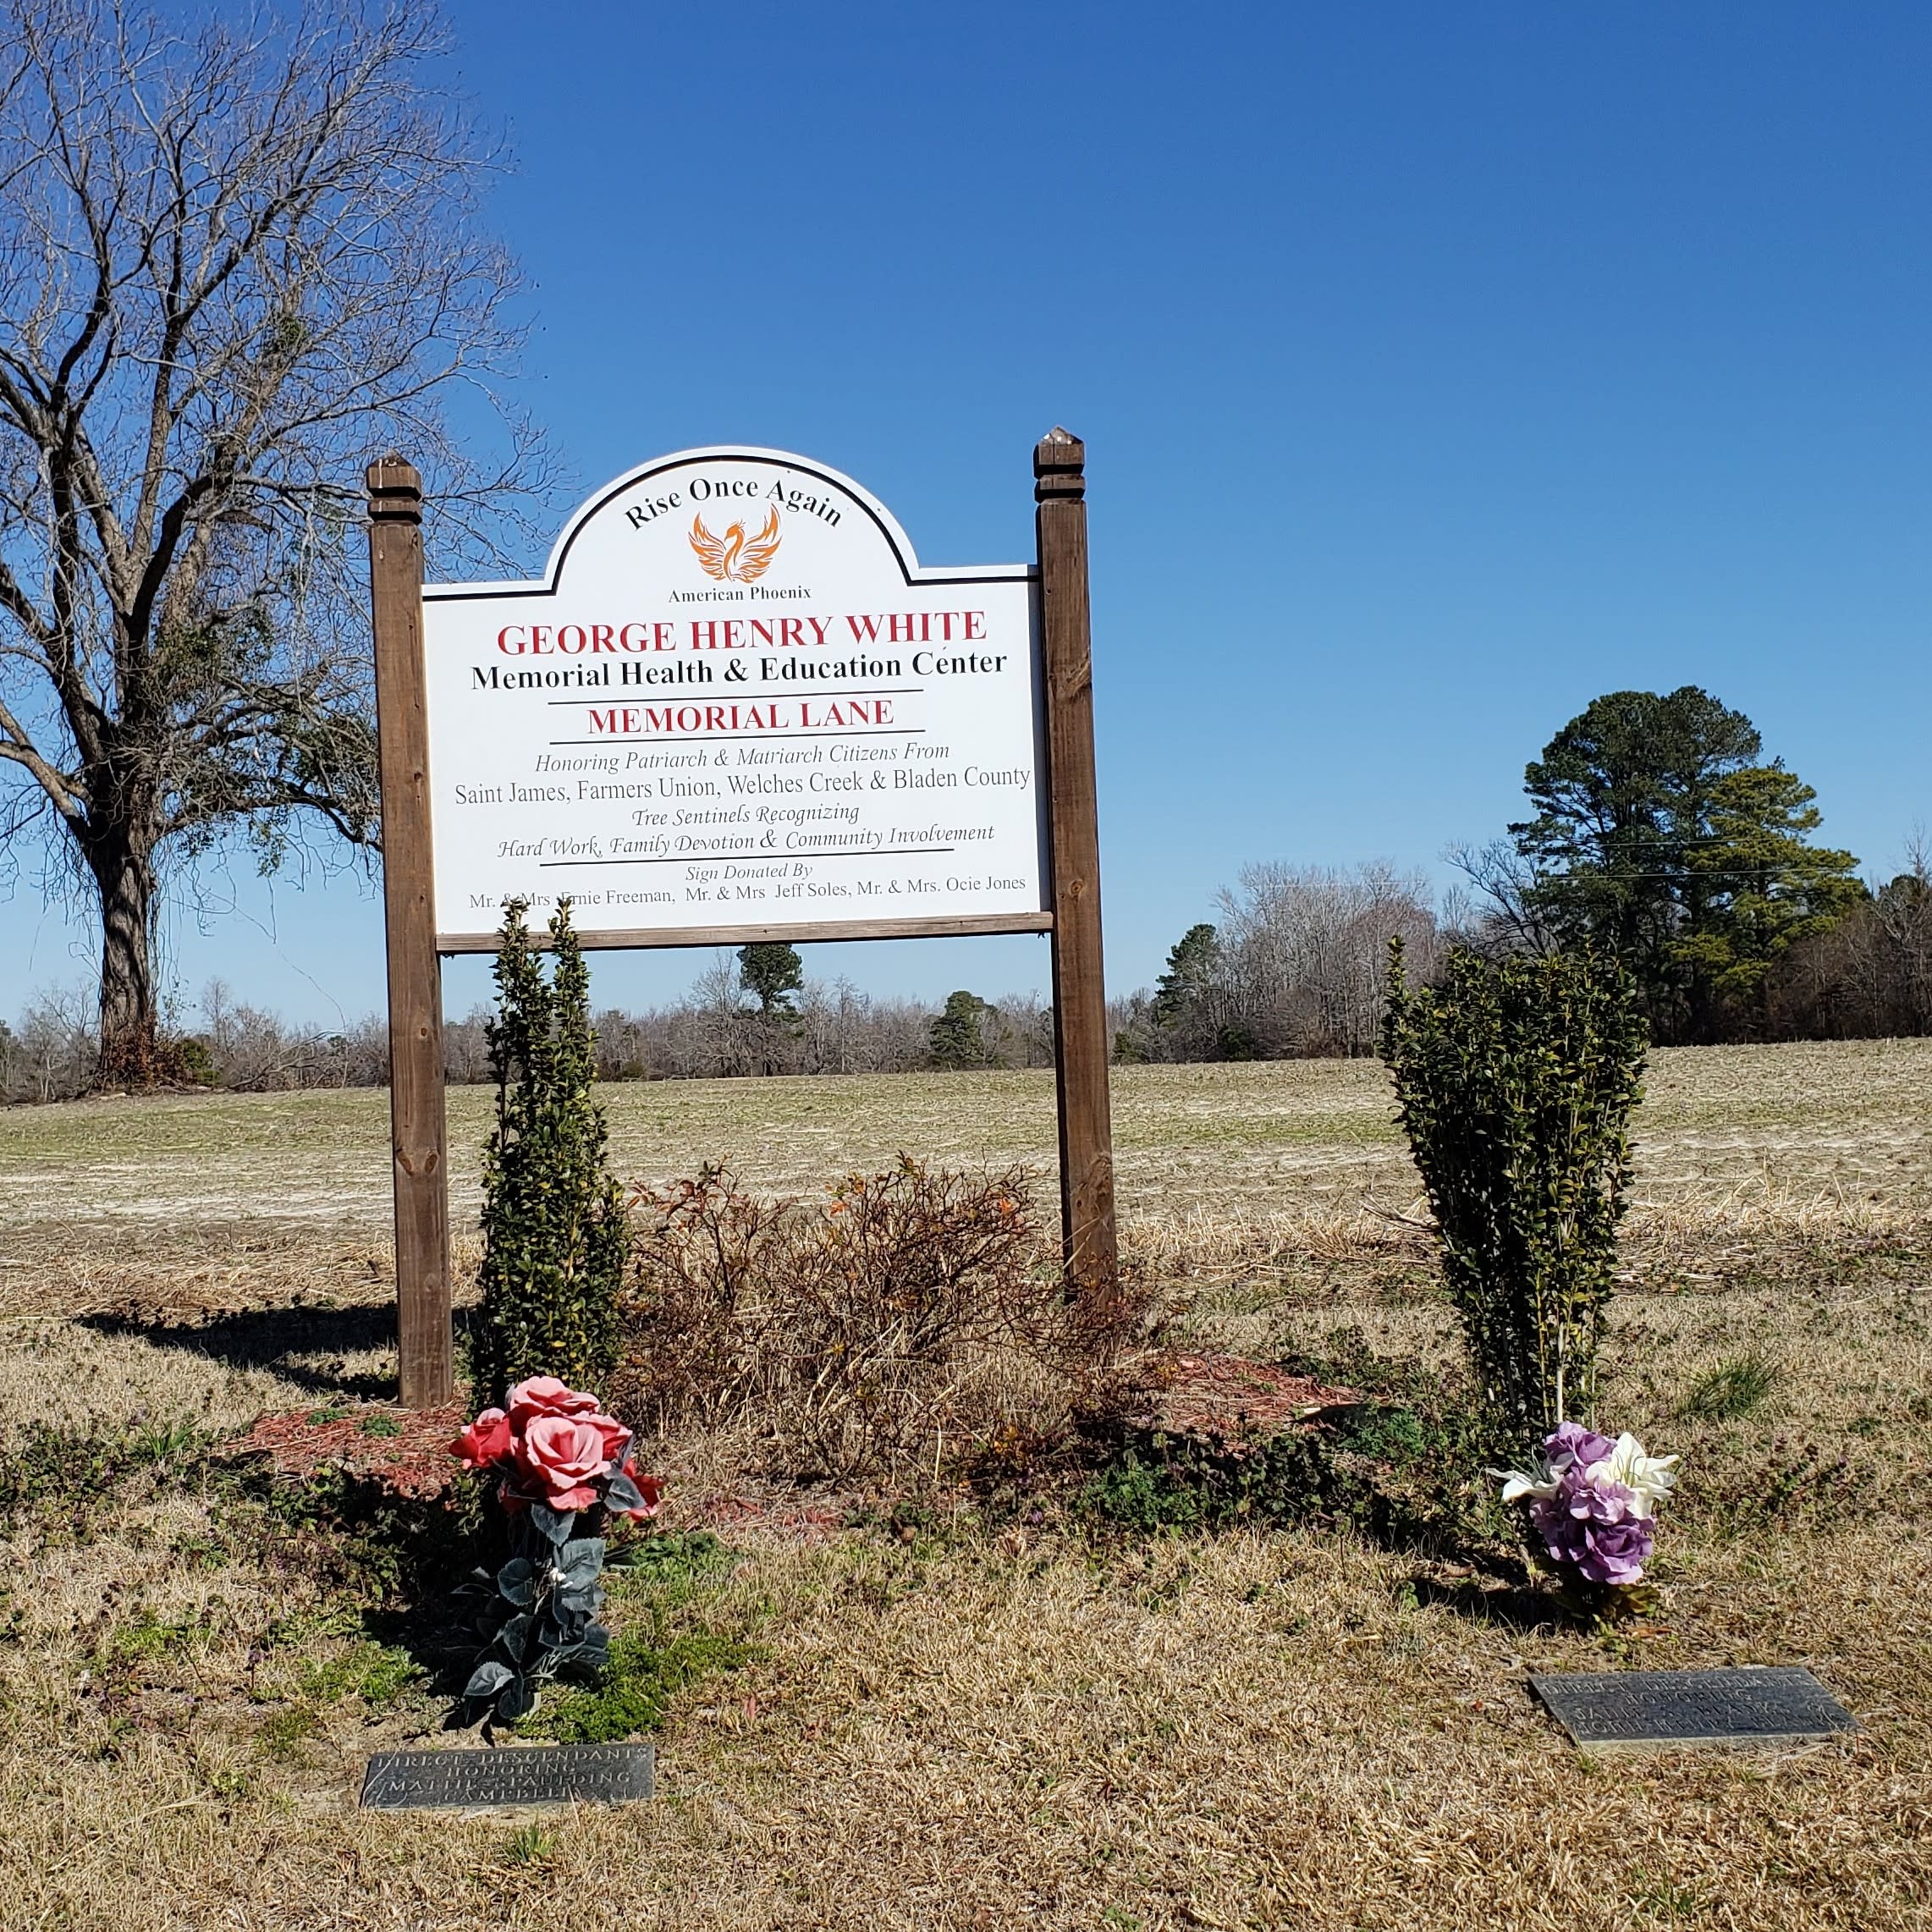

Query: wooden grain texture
<box><xmin>1034</xmin><ymin>428</ymin><xmax>1119</xmax><ymax>1298</ymax></box>
<box><xmin>366</xmin><ymin>455</ymin><xmax>453</xmax><ymax>1408</ymax></box>
<box><xmin>437</xmin><ymin>911</ymin><xmax>1055</xmax><ymax>954</ymax></box>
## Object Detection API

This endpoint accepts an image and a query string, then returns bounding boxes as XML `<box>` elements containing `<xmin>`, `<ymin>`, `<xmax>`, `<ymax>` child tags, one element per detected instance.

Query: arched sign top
<box><xmin>427</xmin><ymin>446</ymin><xmax>1033</xmax><ymax>602</ymax></box>
<box><xmin>416</xmin><ymin>444</ymin><xmax>1049</xmax><ymax>955</ymax></box>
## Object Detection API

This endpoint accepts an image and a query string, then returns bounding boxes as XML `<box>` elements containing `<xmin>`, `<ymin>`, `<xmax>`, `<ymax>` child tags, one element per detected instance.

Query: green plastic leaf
<box><xmin>464</xmin><ymin>1660</ymin><xmax>513</xmax><ymax>1701</ymax></box>
<box><xmin>497</xmin><ymin>1612</ymin><xmax>534</xmax><ymax>1664</ymax></box>
<box><xmin>603</xmin><ymin>1471</ymin><xmax>647</xmax><ymax>1514</ymax></box>
<box><xmin>531</xmin><ymin>1503</ymin><xmax>576</xmax><ymax>1544</ymax></box>
<box><xmin>559</xmin><ymin>1538</ymin><xmax>605</xmax><ymax>1582</ymax></box>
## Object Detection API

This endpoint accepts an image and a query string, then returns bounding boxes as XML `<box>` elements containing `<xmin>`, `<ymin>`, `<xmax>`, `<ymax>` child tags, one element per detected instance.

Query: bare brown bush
<box><xmin>611</xmin><ymin>1158</ymin><xmax>1150</xmax><ymax>1480</ymax></box>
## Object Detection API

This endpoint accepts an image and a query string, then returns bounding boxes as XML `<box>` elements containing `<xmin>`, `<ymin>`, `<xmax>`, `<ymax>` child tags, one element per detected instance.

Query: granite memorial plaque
<box><xmin>360</xmin><ymin>1743</ymin><xmax>654</xmax><ymax>1810</ymax></box>
<box><xmin>1530</xmin><ymin>1668</ymin><xmax>1855</xmax><ymax>1753</ymax></box>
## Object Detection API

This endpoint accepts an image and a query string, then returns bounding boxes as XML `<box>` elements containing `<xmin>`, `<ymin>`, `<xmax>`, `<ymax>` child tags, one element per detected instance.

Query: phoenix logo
<box><xmin>688</xmin><ymin>506</ymin><xmax>782</xmax><ymax>582</ymax></box>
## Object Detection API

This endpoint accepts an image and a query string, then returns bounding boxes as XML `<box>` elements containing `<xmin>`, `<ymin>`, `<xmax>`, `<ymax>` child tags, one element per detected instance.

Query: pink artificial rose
<box><xmin>506</xmin><ymin>1376</ymin><xmax>601</xmax><ymax>1432</ymax></box>
<box><xmin>512</xmin><ymin>1413</ymin><xmax>612</xmax><ymax>1512</ymax></box>
<box><xmin>586</xmin><ymin>1412</ymin><xmax>633</xmax><ymax>1464</ymax></box>
<box><xmin>611</xmin><ymin>1456</ymin><xmax>664</xmax><ymax>1522</ymax></box>
<box><xmin>449</xmin><ymin>1407</ymin><xmax>513</xmax><ymax>1469</ymax></box>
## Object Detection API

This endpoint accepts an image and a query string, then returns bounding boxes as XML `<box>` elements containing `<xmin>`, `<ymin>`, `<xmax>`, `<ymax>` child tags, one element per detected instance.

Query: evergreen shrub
<box><xmin>1380</xmin><ymin>941</ymin><xmax>1647</xmax><ymax>1450</ymax></box>
<box><xmin>470</xmin><ymin>900</ymin><xmax>629</xmax><ymax>1408</ymax></box>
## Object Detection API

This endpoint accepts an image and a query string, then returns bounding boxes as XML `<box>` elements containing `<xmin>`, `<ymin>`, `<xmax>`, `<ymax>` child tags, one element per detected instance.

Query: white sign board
<box><xmin>421</xmin><ymin>449</ymin><xmax>1047</xmax><ymax>949</ymax></box>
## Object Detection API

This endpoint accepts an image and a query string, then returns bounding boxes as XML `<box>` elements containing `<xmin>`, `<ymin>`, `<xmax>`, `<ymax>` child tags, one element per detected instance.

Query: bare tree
<box><xmin>0</xmin><ymin>1</ymin><xmax>543</xmax><ymax>1084</ymax></box>
<box><xmin>1213</xmin><ymin>860</ymin><xmax>1439</xmax><ymax>1056</ymax></box>
<box><xmin>1444</xmin><ymin>837</ymin><xmax>1555</xmax><ymax>956</ymax></box>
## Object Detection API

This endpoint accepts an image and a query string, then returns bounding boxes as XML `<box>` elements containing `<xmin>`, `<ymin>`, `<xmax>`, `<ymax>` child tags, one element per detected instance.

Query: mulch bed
<box><xmin>228</xmin><ymin>1403</ymin><xmax>465</xmax><ymax>1499</ymax></box>
<box><xmin>225</xmin><ymin>1354</ymin><xmax>1358</xmax><ymax>1513</ymax></box>
<box><xmin>1136</xmin><ymin>1352</ymin><xmax>1360</xmax><ymax>1441</ymax></box>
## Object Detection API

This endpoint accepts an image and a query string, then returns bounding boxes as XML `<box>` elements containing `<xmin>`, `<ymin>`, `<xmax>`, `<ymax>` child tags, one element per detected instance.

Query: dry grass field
<box><xmin>1</xmin><ymin>1042</ymin><xmax>1929</xmax><ymax>1929</ymax></box>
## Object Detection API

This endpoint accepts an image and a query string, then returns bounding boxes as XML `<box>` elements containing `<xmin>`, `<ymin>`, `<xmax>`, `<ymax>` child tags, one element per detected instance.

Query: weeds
<box><xmin>1082</xmin><ymin>1343</ymin><xmax>1503</xmax><ymax>1556</ymax></box>
<box><xmin>256</xmin><ymin>1703</ymin><xmax>322</xmax><ymax>1760</ymax></box>
<box><xmin>294</xmin><ymin>1640</ymin><xmax>422</xmax><ymax>1708</ymax></box>
<box><xmin>524</xmin><ymin>1628</ymin><xmax>753</xmax><ymax>1742</ymax></box>
<box><xmin>1681</xmin><ymin>1353</ymin><xmax>1781</xmax><ymax>1421</ymax></box>
<box><xmin>1704</xmin><ymin>1439</ymin><xmax>1874</xmax><ymax>1534</ymax></box>
<box><xmin>516</xmin><ymin>1532</ymin><xmax>751</xmax><ymax>1740</ymax></box>
<box><xmin>501</xmin><ymin>1822</ymin><xmax>559</xmax><ymax>1868</ymax></box>
<box><xmin>223</xmin><ymin>1460</ymin><xmax>484</xmax><ymax>1606</ymax></box>
<box><xmin>0</xmin><ymin>1416</ymin><xmax>219</xmax><ymax>1539</ymax></box>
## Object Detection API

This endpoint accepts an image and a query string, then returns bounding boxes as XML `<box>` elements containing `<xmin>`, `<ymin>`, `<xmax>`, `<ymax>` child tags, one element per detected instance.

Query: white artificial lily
<box><xmin>1494</xmin><ymin>1453</ymin><xmax>1560</xmax><ymax>1505</ymax></box>
<box><xmin>1602</xmin><ymin>1433</ymin><xmax>1679</xmax><ymax>1517</ymax></box>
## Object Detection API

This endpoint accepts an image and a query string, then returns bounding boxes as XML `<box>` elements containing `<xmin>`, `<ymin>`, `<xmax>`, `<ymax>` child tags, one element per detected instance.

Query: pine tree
<box><xmin>737</xmin><ymin>942</ymin><xmax>804</xmax><ymax>1015</ymax></box>
<box><xmin>1151</xmin><ymin>923</ymin><xmax>1221</xmax><ymax>1028</ymax></box>
<box><xmin>469</xmin><ymin>900</ymin><xmax>628</xmax><ymax>1409</ymax></box>
<box><xmin>928</xmin><ymin>990</ymin><xmax>994</xmax><ymax>1070</ymax></box>
<box><xmin>1511</xmin><ymin>687</ymin><xmax>1862</xmax><ymax>1040</ymax></box>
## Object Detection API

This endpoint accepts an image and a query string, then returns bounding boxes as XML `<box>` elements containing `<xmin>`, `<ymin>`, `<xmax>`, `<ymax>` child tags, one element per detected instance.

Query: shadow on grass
<box><xmin>81</xmin><ymin>1300</ymin><xmax>414</xmax><ymax>1401</ymax></box>
<box><xmin>1408</xmin><ymin>1559</ymin><xmax>1576</xmax><ymax>1633</ymax></box>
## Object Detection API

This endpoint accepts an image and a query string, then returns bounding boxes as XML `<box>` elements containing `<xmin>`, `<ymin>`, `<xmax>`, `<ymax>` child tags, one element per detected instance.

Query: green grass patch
<box><xmin>1680</xmin><ymin>1353</ymin><xmax>1781</xmax><ymax>1421</ymax></box>
<box><xmin>296</xmin><ymin>1639</ymin><xmax>423</xmax><ymax>1708</ymax></box>
<box><xmin>523</xmin><ymin>1628</ymin><xmax>755</xmax><ymax>1742</ymax></box>
<box><xmin>1082</xmin><ymin>1339</ymin><xmax>1505</xmax><ymax>1557</ymax></box>
<box><xmin>518</xmin><ymin>1531</ymin><xmax>751</xmax><ymax>1742</ymax></box>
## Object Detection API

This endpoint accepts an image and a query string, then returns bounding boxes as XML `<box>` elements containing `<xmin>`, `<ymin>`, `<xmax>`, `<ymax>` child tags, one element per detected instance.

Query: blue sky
<box><xmin>8</xmin><ymin>3</ymin><xmax>1929</xmax><ymax>1026</ymax></box>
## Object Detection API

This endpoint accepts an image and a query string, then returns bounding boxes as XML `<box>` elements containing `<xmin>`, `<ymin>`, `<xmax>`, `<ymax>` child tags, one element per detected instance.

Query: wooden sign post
<box><xmin>1035</xmin><ymin>430</ymin><xmax>1118</xmax><ymax>1302</ymax></box>
<box><xmin>366</xmin><ymin>456</ymin><xmax>453</xmax><ymax>1409</ymax></box>
<box><xmin>366</xmin><ymin>434</ymin><xmax>1114</xmax><ymax>1407</ymax></box>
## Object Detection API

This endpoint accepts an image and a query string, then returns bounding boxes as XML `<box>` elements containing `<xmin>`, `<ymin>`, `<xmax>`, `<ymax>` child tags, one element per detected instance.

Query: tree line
<box><xmin>6</xmin><ymin>680</ymin><xmax>1922</xmax><ymax>1098</ymax></box>
<box><xmin>0</xmin><ymin>948</ymin><xmax>1059</xmax><ymax>1102</ymax></box>
<box><xmin>1136</xmin><ymin>686</ymin><xmax>1929</xmax><ymax>1062</ymax></box>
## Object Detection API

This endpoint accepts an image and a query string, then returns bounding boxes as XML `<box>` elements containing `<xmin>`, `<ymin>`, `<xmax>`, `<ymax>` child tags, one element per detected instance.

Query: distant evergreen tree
<box><xmin>737</xmin><ymin>942</ymin><xmax>804</xmax><ymax>1015</ymax></box>
<box><xmin>1511</xmin><ymin>687</ymin><xmax>1863</xmax><ymax>1040</ymax></box>
<box><xmin>928</xmin><ymin>990</ymin><xmax>994</xmax><ymax>1070</ymax></box>
<box><xmin>1152</xmin><ymin>923</ymin><xmax>1221</xmax><ymax>1028</ymax></box>
<box><xmin>470</xmin><ymin>900</ymin><xmax>628</xmax><ymax>1409</ymax></box>
<box><xmin>737</xmin><ymin>941</ymin><xmax>805</xmax><ymax>1076</ymax></box>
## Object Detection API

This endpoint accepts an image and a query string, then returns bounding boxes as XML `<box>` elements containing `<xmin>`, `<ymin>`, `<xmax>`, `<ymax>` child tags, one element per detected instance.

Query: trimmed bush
<box><xmin>469</xmin><ymin>900</ymin><xmax>628</xmax><ymax>1408</ymax></box>
<box><xmin>1380</xmin><ymin>942</ymin><xmax>1647</xmax><ymax>1450</ymax></box>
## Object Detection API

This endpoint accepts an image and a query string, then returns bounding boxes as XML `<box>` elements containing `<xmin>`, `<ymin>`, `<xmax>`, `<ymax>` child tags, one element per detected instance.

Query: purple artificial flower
<box><xmin>1496</xmin><ymin>1423</ymin><xmax>1678</xmax><ymax>1591</ymax></box>
<box><xmin>1529</xmin><ymin>1490</ymin><xmax>1655</xmax><ymax>1584</ymax></box>
<box><xmin>1544</xmin><ymin>1420</ymin><xmax>1617</xmax><ymax>1472</ymax></box>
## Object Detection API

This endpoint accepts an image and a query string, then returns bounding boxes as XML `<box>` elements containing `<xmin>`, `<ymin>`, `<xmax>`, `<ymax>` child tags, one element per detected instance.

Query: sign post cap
<box><xmin>1033</xmin><ymin>427</ymin><xmax>1085</xmax><ymax>500</ymax></box>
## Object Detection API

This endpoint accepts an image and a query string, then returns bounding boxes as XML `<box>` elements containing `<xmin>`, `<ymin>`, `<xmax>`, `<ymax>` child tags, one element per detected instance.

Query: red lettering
<box><xmin>964</xmin><ymin>610</ymin><xmax>987</xmax><ymax>640</ymax></box>
<box><xmin>497</xmin><ymin>625</ymin><xmax>526</xmax><ymax>653</ymax></box>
